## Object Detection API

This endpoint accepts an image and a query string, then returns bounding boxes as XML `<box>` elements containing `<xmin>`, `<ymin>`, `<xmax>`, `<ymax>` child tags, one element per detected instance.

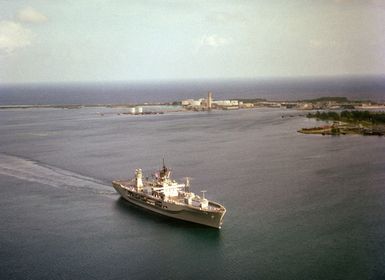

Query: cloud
<box><xmin>0</xmin><ymin>21</ymin><xmax>33</xmax><ymax>54</ymax></box>
<box><xmin>17</xmin><ymin>7</ymin><xmax>48</xmax><ymax>23</ymax></box>
<box><xmin>309</xmin><ymin>39</ymin><xmax>337</xmax><ymax>49</ymax></box>
<box><xmin>199</xmin><ymin>35</ymin><xmax>230</xmax><ymax>48</ymax></box>
<box><xmin>370</xmin><ymin>0</ymin><xmax>385</xmax><ymax>8</ymax></box>
<box><xmin>207</xmin><ymin>12</ymin><xmax>247</xmax><ymax>24</ymax></box>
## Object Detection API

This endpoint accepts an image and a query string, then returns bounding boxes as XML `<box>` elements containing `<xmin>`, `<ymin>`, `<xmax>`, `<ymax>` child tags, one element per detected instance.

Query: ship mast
<box><xmin>135</xmin><ymin>168</ymin><xmax>143</xmax><ymax>190</ymax></box>
<box><xmin>201</xmin><ymin>190</ymin><xmax>207</xmax><ymax>199</ymax></box>
<box><xmin>160</xmin><ymin>158</ymin><xmax>170</xmax><ymax>180</ymax></box>
<box><xmin>185</xmin><ymin>177</ymin><xmax>190</xmax><ymax>192</ymax></box>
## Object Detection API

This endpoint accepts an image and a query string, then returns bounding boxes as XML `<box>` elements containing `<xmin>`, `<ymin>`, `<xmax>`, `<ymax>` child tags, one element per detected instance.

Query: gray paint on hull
<box><xmin>113</xmin><ymin>184</ymin><xmax>225</xmax><ymax>228</ymax></box>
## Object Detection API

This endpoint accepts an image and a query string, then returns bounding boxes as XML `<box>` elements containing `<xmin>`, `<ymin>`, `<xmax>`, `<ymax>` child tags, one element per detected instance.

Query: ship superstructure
<box><xmin>112</xmin><ymin>162</ymin><xmax>226</xmax><ymax>228</ymax></box>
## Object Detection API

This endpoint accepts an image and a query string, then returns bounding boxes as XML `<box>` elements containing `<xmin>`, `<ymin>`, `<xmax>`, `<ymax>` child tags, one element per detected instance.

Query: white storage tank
<box><xmin>191</xmin><ymin>100</ymin><xmax>201</xmax><ymax>107</ymax></box>
<box><xmin>136</xmin><ymin>107</ymin><xmax>143</xmax><ymax>114</ymax></box>
<box><xmin>129</xmin><ymin>107</ymin><xmax>136</xmax><ymax>114</ymax></box>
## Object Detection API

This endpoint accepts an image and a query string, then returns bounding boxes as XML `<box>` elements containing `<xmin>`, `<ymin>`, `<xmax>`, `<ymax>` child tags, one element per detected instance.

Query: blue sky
<box><xmin>1</xmin><ymin>0</ymin><xmax>385</xmax><ymax>83</ymax></box>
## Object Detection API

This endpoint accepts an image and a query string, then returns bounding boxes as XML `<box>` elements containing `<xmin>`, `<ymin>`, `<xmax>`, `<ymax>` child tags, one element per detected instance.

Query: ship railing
<box><xmin>164</xmin><ymin>198</ymin><xmax>223</xmax><ymax>212</ymax></box>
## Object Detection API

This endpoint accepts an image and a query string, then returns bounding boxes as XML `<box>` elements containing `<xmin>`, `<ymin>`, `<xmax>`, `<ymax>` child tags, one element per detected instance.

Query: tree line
<box><xmin>307</xmin><ymin>111</ymin><xmax>385</xmax><ymax>124</ymax></box>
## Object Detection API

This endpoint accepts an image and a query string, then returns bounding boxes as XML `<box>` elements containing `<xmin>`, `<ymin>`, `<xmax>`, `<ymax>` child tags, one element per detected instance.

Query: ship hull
<box><xmin>113</xmin><ymin>182</ymin><xmax>225</xmax><ymax>229</ymax></box>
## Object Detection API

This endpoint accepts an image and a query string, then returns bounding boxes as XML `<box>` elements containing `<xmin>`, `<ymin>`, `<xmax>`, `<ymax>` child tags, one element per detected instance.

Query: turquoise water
<box><xmin>0</xmin><ymin>107</ymin><xmax>384</xmax><ymax>279</ymax></box>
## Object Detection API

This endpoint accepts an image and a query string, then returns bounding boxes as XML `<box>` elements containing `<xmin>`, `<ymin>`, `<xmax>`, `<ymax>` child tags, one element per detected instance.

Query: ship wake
<box><xmin>0</xmin><ymin>153</ymin><xmax>114</xmax><ymax>195</ymax></box>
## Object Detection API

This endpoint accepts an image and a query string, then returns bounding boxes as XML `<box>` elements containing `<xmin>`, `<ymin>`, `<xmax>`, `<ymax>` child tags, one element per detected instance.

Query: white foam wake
<box><xmin>0</xmin><ymin>153</ymin><xmax>115</xmax><ymax>195</ymax></box>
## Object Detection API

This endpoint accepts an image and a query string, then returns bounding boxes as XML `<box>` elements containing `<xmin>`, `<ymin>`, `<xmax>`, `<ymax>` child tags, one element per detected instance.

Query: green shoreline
<box><xmin>299</xmin><ymin>111</ymin><xmax>385</xmax><ymax>136</ymax></box>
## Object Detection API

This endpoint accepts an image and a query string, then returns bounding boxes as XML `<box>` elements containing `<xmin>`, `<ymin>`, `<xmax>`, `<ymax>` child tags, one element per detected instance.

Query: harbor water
<box><xmin>1</xmin><ymin>105</ymin><xmax>385</xmax><ymax>279</ymax></box>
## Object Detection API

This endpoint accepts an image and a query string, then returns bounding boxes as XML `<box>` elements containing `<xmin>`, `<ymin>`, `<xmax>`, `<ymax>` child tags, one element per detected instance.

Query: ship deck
<box><xmin>113</xmin><ymin>180</ymin><xmax>225</xmax><ymax>213</ymax></box>
<box><xmin>164</xmin><ymin>196</ymin><xmax>224</xmax><ymax>212</ymax></box>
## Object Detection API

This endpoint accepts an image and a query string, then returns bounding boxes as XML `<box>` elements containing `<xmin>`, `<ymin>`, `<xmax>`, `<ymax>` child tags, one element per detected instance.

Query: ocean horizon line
<box><xmin>1</xmin><ymin>75</ymin><xmax>384</xmax><ymax>105</ymax></box>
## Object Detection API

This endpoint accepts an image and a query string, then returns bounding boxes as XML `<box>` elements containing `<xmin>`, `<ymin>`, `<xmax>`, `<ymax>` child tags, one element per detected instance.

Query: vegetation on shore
<box><xmin>300</xmin><ymin>96</ymin><xmax>374</xmax><ymax>103</ymax></box>
<box><xmin>307</xmin><ymin>111</ymin><xmax>385</xmax><ymax>124</ymax></box>
<box><xmin>237</xmin><ymin>98</ymin><xmax>267</xmax><ymax>103</ymax></box>
<box><xmin>299</xmin><ymin>110</ymin><xmax>385</xmax><ymax>136</ymax></box>
<box><xmin>301</xmin><ymin>96</ymin><xmax>350</xmax><ymax>103</ymax></box>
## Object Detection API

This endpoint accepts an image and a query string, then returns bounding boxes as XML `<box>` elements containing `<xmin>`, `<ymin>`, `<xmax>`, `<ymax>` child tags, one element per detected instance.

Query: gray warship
<box><xmin>112</xmin><ymin>162</ymin><xmax>226</xmax><ymax>228</ymax></box>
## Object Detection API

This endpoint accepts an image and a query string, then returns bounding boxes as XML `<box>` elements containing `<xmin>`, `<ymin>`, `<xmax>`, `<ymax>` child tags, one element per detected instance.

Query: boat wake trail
<box><xmin>0</xmin><ymin>153</ymin><xmax>115</xmax><ymax>195</ymax></box>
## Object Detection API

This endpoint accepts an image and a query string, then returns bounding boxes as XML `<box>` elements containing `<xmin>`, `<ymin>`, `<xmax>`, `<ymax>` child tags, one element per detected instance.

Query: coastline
<box><xmin>2</xmin><ymin>97</ymin><xmax>385</xmax><ymax>136</ymax></box>
<box><xmin>1</xmin><ymin>96</ymin><xmax>384</xmax><ymax>111</ymax></box>
<box><xmin>298</xmin><ymin>111</ymin><xmax>385</xmax><ymax>136</ymax></box>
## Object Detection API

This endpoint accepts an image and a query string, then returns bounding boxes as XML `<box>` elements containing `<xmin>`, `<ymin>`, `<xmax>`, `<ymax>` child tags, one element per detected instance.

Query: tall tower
<box><xmin>135</xmin><ymin>169</ymin><xmax>143</xmax><ymax>190</ymax></box>
<box><xmin>207</xmin><ymin>91</ymin><xmax>212</xmax><ymax>110</ymax></box>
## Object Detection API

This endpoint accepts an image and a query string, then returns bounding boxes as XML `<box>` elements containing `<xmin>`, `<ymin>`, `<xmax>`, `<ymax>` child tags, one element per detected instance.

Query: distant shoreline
<box><xmin>2</xmin><ymin>98</ymin><xmax>385</xmax><ymax>136</ymax></box>
<box><xmin>0</xmin><ymin>103</ymin><xmax>177</xmax><ymax>110</ymax></box>
<box><xmin>1</xmin><ymin>96</ymin><xmax>384</xmax><ymax>111</ymax></box>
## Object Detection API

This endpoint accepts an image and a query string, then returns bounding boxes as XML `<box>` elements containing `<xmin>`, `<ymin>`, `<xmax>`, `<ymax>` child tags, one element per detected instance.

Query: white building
<box><xmin>212</xmin><ymin>100</ymin><xmax>239</xmax><ymax>107</ymax></box>
<box><xmin>181</xmin><ymin>99</ymin><xmax>194</xmax><ymax>106</ymax></box>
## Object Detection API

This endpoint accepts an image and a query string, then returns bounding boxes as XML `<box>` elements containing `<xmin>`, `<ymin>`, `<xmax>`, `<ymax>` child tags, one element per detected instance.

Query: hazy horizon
<box><xmin>1</xmin><ymin>73</ymin><xmax>384</xmax><ymax>86</ymax></box>
<box><xmin>1</xmin><ymin>75</ymin><xmax>384</xmax><ymax>105</ymax></box>
<box><xmin>1</xmin><ymin>1</ymin><xmax>385</xmax><ymax>84</ymax></box>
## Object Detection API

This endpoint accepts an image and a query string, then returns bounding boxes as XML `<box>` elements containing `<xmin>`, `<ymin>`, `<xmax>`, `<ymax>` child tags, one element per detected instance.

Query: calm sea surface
<box><xmin>1</xmin><ymin>77</ymin><xmax>385</xmax><ymax>105</ymax></box>
<box><xmin>0</xmin><ymin>104</ymin><xmax>384</xmax><ymax>280</ymax></box>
